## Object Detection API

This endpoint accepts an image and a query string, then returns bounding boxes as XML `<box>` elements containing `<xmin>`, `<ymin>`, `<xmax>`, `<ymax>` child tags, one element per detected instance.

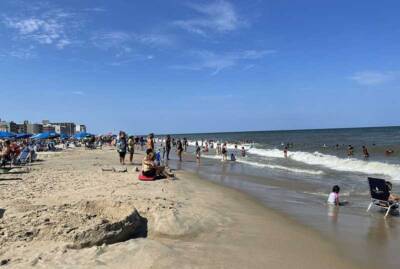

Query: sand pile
<box><xmin>0</xmin><ymin>200</ymin><xmax>145</xmax><ymax>250</ymax></box>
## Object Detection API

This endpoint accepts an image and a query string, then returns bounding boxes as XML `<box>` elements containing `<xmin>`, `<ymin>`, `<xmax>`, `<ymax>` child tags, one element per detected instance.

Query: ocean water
<box><xmin>160</xmin><ymin>126</ymin><xmax>400</xmax><ymax>269</ymax></box>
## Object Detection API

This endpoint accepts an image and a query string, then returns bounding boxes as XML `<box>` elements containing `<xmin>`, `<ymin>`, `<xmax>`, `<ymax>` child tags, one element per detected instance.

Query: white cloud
<box><xmin>174</xmin><ymin>0</ymin><xmax>243</xmax><ymax>35</ymax></box>
<box><xmin>91</xmin><ymin>31</ymin><xmax>174</xmax><ymax>57</ymax></box>
<box><xmin>350</xmin><ymin>71</ymin><xmax>400</xmax><ymax>85</ymax></box>
<box><xmin>2</xmin><ymin>9</ymin><xmax>78</xmax><ymax>49</ymax></box>
<box><xmin>172</xmin><ymin>49</ymin><xmax>275</xmax><ymax>75</ymax></box>
<box><xmin>83</xmin><ymin>7</ymin><xmax>106</xmax><ymax>12</ymax></box>
<box><xmin>0</xmin><ymin>46</ymin><xmax>36</xmax><ymax>60</ymax></box>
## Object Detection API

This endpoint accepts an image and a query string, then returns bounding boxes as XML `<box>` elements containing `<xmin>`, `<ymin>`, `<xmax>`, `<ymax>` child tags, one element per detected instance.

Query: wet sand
<box><xmin>0</xmin><ymin>147</ymin><xmax>360</xmax><ymax>268</ymax></box>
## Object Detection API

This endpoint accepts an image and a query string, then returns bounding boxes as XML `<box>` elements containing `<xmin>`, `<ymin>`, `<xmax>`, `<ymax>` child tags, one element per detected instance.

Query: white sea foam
<box><xmin>201</xmin><ymin>154</ymin><xmax>324</xmax><ymax>175</ymax></box>
<box><xmin>248</xmin><ymin>148</ymin><xmax>400</xmax><ymax>180</ymax></box>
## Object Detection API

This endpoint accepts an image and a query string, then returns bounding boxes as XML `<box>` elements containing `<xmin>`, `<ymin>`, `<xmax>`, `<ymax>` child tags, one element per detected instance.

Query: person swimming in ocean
<box><xmin>283</xmin><ymin>146</ymin><xmax>288</xmax><ymax>158</ymax></box>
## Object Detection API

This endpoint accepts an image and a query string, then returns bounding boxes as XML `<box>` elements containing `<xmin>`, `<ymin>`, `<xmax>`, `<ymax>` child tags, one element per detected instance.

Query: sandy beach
<box><xmin>0</xmin><ymin>147</ymin><xmax>360</xmax><ymax>268</ymax></box>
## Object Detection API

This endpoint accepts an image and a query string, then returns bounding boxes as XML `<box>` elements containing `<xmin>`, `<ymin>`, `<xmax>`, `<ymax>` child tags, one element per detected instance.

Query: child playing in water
<box><xmin>327</xmin><ymin>185</ymin><xmax>341</xmax><ymax>205</ymax></box>
<box><xmin>327</xmin><ymin>185</ymin><xmax>348</xmax><ymax>206</ymax></box>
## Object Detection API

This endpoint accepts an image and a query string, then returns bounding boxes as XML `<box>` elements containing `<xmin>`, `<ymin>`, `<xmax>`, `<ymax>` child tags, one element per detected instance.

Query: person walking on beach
<box><xmin>128</xmin><ymin>136</ymin><xmax>135</xmax><ymax>164</ymax></box>
<box><xmin>116</xmin><ymin>131</ymin><xmax>127</xmax><ymax>165</ymax></box>
<box><xmin>362</xmin><ymin>146</ymin><xmax>369</xmax><ymax>159</ymax></box>
<box><xmin>177</xmin><ymin>139</ymin><xmax>183</xmax><ymax>161</ymax></box>
<box><xmin>165</xmin><ymin>135</ymin><xmax>171</xmax><ymax>160</ymax></box>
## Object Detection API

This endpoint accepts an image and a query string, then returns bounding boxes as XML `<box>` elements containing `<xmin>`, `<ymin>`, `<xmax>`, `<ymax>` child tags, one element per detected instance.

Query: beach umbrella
<box><xmin>31</xmin><ymin>132</ymin><xmax>60</xmax><ymax>140</ymax></box>
<box><xmin>0</xmin><ymin>131</ymin><xmax>16</xmax><ymax>139</ymax></box>
<box><xmin>73</xmin><ymin>132</ymin><xmax>93</xmax><ymax>140</ymax></box>
<box><xmin>60</xmin><ymin>133</ymin><xmax>69</xmax><ymax>140</ymax></box>
<box><xmin>15</xmin><ymin>133</ymin><xmax>33</xmax><ymax>139</ymax></box>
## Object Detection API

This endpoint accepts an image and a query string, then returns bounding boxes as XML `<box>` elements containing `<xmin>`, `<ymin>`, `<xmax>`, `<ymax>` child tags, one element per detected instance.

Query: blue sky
<box><xmin>1</xmin><ymin>0</ymin><xmax>399</xmax><ymax>134</ymax></box>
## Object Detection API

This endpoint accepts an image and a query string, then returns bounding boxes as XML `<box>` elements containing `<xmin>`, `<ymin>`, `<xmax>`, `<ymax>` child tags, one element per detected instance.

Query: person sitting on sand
<box><xmin>142</xmin><ymin>149</ymin><xmax>166</xmax><ymax>177</ymax></box>
<box><xmin>0</xmin><ymin>140</ymin><xmax>12</xmax><ymax>166</ymax></box>
<box><xmin>327</xmin><ymin>185</ymin><xmax>346</xmax><ymax>206</ymax></box>
<box><xmin>385</xmin><ymin>181</ymin><xmax>400</xmax><ymax>202</ymax></box>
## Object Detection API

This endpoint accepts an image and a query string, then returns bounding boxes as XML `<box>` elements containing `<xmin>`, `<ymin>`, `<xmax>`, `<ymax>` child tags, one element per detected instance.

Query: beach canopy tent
<box><xmin>60</xmin><ymin>133</ymin><xmax>69</xmax><ymax>140</ymax></box>
<box><xmin>15</xmin><ymin>133</ymin><xmax>33</xmax><ymax>139</ymax></box>
<box><xmin>0</xmin><ymin>131</ymin><xmax>16</xmax><ymax>139</ymax></box>
<box><xmin>73</xmin><ymin>132</ymin><xmax>93</xmax><ymax>140</ymax></box>
<box><xmin>31</xmin><ymin>132</ymin><xmax>60</xmax><ymax>140</ymax></box>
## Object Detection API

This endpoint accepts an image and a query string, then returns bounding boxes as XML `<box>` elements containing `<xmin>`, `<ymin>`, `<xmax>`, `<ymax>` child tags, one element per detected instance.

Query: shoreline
<box><xmin>0</xmin><ymin>147</ymin><xmax>361</xmax><ymax>268</ymax></box>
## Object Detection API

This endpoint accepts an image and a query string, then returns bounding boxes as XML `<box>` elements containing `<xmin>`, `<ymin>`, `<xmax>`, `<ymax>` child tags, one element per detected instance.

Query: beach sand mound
<box><xmin>0</xmin><ymin>200</ymin><xmax>145</xmax><ymax>251</ymax></box>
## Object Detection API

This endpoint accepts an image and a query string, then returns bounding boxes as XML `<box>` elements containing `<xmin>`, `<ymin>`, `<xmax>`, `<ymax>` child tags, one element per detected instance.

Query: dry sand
<box><xmin>0</xmin><ymin>147</ymin><xmax>360</xmax><ymax>268</ymax></box>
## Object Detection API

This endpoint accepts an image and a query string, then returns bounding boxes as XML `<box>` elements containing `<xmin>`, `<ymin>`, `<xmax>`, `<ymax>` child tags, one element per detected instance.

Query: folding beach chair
<box><xmin>367</xmin><ymin>177</ymin><xmax>399</xmax><ymax>218</ymax></box>
<box><xmin>13</xmin><ymin>149</ymin><xmax>31</xmax><ymax>165</ymax></box>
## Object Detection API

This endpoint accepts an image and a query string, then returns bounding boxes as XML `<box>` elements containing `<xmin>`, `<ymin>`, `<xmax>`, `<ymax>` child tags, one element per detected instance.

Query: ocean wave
<box><xmin>201</xmin><ymin>154</ymin><xmax>324</xmax><ymax>175</ymax></box>
<box><xmin>248</xmin><ymin>148</ymin><xmax>400</xmax><ymax>180</ymax></box>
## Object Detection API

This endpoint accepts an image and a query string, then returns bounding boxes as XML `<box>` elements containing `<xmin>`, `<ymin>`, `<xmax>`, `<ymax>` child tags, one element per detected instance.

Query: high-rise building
<box><xmin>76</xmin><ymin>124</ymin><xmax>87</xmax><ymax>133</ymax></box>
<box><xmin>0</xmin><ymin>121</ymin><xmax>18</xmax><ymax>133</ymax></box>
<box><xmin>26</xmin><ymin>123</ymin><xmax>43</xmax><ymax>134</ymax></box>
<box><xmin>51</xmin><ymin>122</ymin><xmax>76</xmax><ymax>136</ymax></box>
<box><xmin>43</xmin><ymin>125</ymin><xmax>56</xmax><ymax>133</ymax></box>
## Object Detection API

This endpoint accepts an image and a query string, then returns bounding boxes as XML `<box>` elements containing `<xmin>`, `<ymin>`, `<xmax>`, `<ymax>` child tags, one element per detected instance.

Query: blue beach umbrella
<box><xmin>0</xmin><ymin>131</ymin><xmax>16</xmax><ymax>139</ymax></box>
<box><xmin>15</xmin><ymin>133</ymin><xmax>33</xmax><ymax>139</ymax></box>
<box><xmin>73</xmin><ymin>132</ymin><xmax>93</xmax><ymax>140</ymax></box>
<box><xmin>60</xmin><ymin>133</ymin><xmax>69</xmax><ymax>140</ymax></box>
<box><xmin>31</xmin><ymin>132</ymin><xmax>60</xmax><ymax>140</ymax></box>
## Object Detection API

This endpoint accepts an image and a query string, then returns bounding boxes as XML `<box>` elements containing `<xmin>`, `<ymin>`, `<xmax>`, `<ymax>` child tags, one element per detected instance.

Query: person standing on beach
<box><xmin>165</xmin><ymin>135</ymin><xmax>171</xmax><ymax>160</ymax></box>
<box><xmin>177</xmin><ymin>139</ymin><xmax>183</xmax><ymax>161</ymax></box>
<box><xmin>183</xmin><ymin>138</ymin><xmax>188</xmax><ymax>152</ymax></box>
<box><xmin>196</xmin><ymin>144</ymin><xmax>201</xmax><ymax>163</ymax></box>
<box><xmin>140</xmin><ymin>137</ymin><xmax>145</xmax><ymax>151</ymax></box>
<box><xmin>128</xmin><ymin>136</ymin><xmax>135</xmax><ymax>164</ymax></box>
<box><xmin>116</xmin><ymin>131</ymin><xmax>127</xmax><ymax>165</ymax></box>
<box><xmin>147</xmin><ymin>133</ymin><xmax>155</xmax><ymax>151</ymax></box>
<box><xmin>221</xmin><ymin>143</ymin><xmax>228</xmax><ymax>161</ymax></box>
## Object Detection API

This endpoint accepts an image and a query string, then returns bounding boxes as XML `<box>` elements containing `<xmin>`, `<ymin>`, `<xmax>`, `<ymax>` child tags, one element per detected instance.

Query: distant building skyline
<box><xmin>0</xmin><ymin>118</ymin><xmax>87</xmax><ymax>136</ymax></box>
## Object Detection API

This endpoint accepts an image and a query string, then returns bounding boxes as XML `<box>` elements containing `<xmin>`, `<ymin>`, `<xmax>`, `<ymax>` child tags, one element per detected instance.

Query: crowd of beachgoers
<box><xmin>2</xmin><ymin>130</ymin><xmax>399</xmax><ymax>210</ymax></box>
